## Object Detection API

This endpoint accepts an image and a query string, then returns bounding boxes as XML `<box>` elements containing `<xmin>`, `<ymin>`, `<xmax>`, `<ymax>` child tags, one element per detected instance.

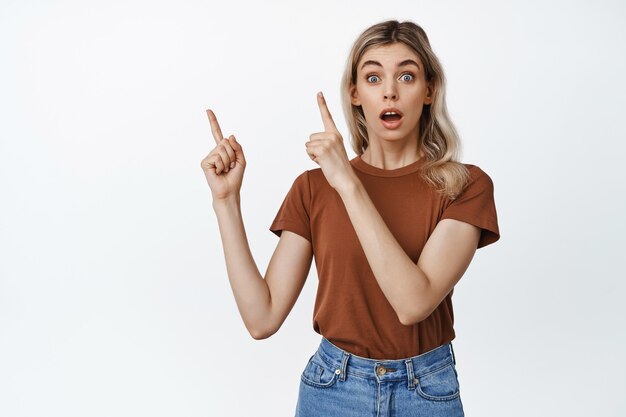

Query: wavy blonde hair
<box><xmin>340</xmin><ymin>20</ymin><xmax>470</xmax><ymax>200</ymax></box>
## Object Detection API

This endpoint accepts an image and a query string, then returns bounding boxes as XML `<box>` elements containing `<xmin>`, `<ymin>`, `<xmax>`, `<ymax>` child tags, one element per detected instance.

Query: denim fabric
<box><xmin>295</xmin><ymin>337</ymin><xmax>464</xmax><ymax>417</ymax></box>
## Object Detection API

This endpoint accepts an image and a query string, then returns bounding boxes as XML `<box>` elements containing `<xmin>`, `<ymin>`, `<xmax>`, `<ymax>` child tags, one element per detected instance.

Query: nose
<box><xmin>383</xmin><ymin>82</ymin><xmax>397</xmax><ymax>100</ymax></box>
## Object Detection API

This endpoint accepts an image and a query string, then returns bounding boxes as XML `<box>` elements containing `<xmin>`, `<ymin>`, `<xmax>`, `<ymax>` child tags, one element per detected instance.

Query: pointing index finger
<box><xmin>317</xmin><ymin>92</ymin><xmax>338</xmax><ymax>133</ymax></box>
<box><xmin>206</xmin><ymin>109</ymin><xmax>225</xmax><ymax>145</ymax></box>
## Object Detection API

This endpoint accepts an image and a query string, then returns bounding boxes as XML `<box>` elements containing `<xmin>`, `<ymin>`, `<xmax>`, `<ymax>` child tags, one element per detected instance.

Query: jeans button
<box><xmin>377</xmin><ymin>366</ymin><xmax>386</xmax><ymax>375</ymax></box>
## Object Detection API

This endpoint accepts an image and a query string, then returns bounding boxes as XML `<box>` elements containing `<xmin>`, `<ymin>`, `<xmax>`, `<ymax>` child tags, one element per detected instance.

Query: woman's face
<box><xmin>350</xmin><ymin>42</ymin><xmax>433</xmax><ymax>147</ymax></box>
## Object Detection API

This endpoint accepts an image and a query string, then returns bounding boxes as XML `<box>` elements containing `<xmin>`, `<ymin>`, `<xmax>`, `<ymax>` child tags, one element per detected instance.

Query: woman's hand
<box><xmin>306</xmin><ymin>92</ymin><xmax>357</xmax><ymax>192</ymax></box>
<box><xmin>200</xmin><ymin>109</ymin><xmax>246</xmax><ymax>201</ymax></box>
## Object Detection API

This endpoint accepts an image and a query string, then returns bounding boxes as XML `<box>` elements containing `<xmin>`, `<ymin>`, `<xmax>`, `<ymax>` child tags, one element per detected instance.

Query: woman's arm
<box><xmin>336</xmin><ymin>180</ymin><xmax>481</xmax><ymax>326</ymax></box>
<box><xmin>305</xmin><ymin>94</ymin><xmax>481</xmax><ymax>326</ymax></box>
<box><xmin>202</xmin><ymin>109</ymin><xmax>313</xmax><ymax>339</ymax></box>
<box><xmin>212</xmin><ymin>196</ymin><xmax>313</xmax><ymax>339</ymax></box>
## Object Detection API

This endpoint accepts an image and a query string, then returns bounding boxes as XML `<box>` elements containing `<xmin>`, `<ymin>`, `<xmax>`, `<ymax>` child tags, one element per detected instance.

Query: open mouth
<box><xmin>381</xmin><ymin>113</ymin><xmax>402</xmax><ymax>122</ymax></box>
<box><xmin>379</xmin><ymin>109</ymin><xmax>403</xmax><ymax>122</ymax></box>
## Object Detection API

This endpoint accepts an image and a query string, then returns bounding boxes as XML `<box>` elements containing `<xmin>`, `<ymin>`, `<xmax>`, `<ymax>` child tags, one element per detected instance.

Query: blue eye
<box><xmin>366</xmin><ymin>73</ymin><xmax>414</xmax><ymax>83</ymax></box>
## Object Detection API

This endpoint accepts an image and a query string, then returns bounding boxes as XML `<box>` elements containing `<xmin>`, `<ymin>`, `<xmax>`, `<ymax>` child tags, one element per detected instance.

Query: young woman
<box><xmin>201</xmin><ymin>19</ymin><xmax>500</xmax><ymax>417</ymax></box>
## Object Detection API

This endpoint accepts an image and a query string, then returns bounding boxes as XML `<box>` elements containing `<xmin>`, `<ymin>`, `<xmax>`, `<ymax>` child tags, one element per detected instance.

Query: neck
<box><xmin>361</xmin><ymin>145</ymin><xmax>424</xmax><ymax>170</ymax></box>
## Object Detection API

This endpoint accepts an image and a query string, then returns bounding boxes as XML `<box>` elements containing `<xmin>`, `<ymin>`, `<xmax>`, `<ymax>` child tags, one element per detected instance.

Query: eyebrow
<box><xmin>360</xmin><ymin>59</ymin><xmax>420</xmax><ymax>71</ymax></box>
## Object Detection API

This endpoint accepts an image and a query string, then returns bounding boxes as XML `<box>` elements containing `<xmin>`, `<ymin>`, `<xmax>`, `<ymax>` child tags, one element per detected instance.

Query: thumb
<box><xmin>229</xmin><ymin>135</ymin><xmax>246</xmax><ymax>162</ymax></box>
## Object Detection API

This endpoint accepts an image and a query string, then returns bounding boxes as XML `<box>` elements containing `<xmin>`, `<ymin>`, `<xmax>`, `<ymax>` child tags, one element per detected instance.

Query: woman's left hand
<box><xmin>306</xmin><ymin>92</ymin><xmax>358</xmax><ymax>192</ymax></box>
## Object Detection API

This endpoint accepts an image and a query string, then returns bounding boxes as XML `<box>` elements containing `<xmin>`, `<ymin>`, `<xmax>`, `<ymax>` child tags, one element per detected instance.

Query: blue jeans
<box><xmin>295</xmin><ymin>337</ymin><xmax>465</xmax><ymax>416</ymax></box>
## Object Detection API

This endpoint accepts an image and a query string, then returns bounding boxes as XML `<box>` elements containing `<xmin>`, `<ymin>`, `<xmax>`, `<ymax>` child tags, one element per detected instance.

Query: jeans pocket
<box><xmin>415</xmin><ymin>361</ymin><xmax>461</xmax><ymax>401</ymax></box>
<box><xmin>300</xmin><ymin>352</ymin><xmax>340</xmax><ymax>389</ymax></box>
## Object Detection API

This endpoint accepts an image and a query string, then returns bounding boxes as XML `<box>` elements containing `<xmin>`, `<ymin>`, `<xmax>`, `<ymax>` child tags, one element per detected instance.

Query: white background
<box><xmin>1</xmin><ymin>0</ymin><xmax>625</xmax><ymax>416</ymax></box>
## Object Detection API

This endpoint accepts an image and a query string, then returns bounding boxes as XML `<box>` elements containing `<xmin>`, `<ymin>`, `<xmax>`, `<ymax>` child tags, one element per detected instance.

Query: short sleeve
<box><xmin>440</xmin><ymin>165</ymin><xmax>500</xmax><ymax>248</ymax></box>
<box><xmin>269</xmin><ymin>170</ymin><xmax>312</xmax><ymax>243</ymax></box>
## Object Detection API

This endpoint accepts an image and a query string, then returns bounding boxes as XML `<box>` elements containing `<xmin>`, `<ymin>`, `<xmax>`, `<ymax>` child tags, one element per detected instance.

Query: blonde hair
<box><xmin>340</xmin><ymin>20</ymin><xmax>470</xmax><ymax>199</ymax></box>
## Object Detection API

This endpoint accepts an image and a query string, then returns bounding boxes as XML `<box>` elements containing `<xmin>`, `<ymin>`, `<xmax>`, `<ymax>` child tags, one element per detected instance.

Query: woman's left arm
<box><xmin>337</xmin><ymin>181</ymin><xmax>481</xmax><ymax>326</ymax></box>
<box><xmin>307</xmin><ymin>92</ymin><xmax>481</xmax><ymax>326</ymax></box>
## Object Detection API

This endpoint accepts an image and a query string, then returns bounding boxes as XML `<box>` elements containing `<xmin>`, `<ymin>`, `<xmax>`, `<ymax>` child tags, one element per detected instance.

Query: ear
<box><xmin>424</xmin><ymin>81</ymin><xmax>434</xmax><ymax>105</ymax></box>
<box><xmin>350</xmin><ymin>84</ymin><xmax>361</xmax><ymax>106</ymax></box>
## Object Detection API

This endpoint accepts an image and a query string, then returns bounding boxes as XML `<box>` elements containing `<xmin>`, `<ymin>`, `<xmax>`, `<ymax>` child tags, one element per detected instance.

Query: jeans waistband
<box><xmin>316</xmin><ymin>337</ymin><xmax>457</xmax><ymax>386</ymax></box>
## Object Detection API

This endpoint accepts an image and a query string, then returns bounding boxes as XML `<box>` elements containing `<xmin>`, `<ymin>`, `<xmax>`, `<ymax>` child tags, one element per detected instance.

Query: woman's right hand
<box><xmin>200</xmin><ymin>109</ymin><xmax>246</xmax><ymax>201</ymax></box>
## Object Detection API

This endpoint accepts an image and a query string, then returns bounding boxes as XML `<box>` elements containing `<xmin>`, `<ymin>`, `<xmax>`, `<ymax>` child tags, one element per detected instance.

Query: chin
<box><xmin>376</xmin><ymin>128</ymin><xmax>411</xmax><ymax>140</ymax></box>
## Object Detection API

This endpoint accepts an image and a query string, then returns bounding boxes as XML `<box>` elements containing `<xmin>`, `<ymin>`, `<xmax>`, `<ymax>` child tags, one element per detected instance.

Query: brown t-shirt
<box><xmin>269</xmin><ymin>155</ymin><xmax>500</xmax><ymax>359</ymax></box>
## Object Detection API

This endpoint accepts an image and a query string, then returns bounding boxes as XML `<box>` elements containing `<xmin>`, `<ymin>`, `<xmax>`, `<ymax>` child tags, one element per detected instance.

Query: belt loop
<box><xmin>405</xmin><ymin>359</ymin><xmax>416</xmax><ymax>390</ymax></box>
<box><xmin>339</xmin><ymin>351</ymin><xmax>350</xmax><ymax>381</ymax></box>
<box><xmin>449</xmin><ymin>342</ymin><xmax>456</xmax><ymax>365</ymax></box>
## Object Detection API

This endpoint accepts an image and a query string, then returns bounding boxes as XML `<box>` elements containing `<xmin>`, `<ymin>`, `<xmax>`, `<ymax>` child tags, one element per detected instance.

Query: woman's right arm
<box><xmin>212</xmin><ymin>197</ymin><xmax>313</xmax><ymax>339</ymax></box>
<box><xmin>202</xmin><ymin>109</ymin><xmax>313</xmax><ymax>339</ymax></box>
